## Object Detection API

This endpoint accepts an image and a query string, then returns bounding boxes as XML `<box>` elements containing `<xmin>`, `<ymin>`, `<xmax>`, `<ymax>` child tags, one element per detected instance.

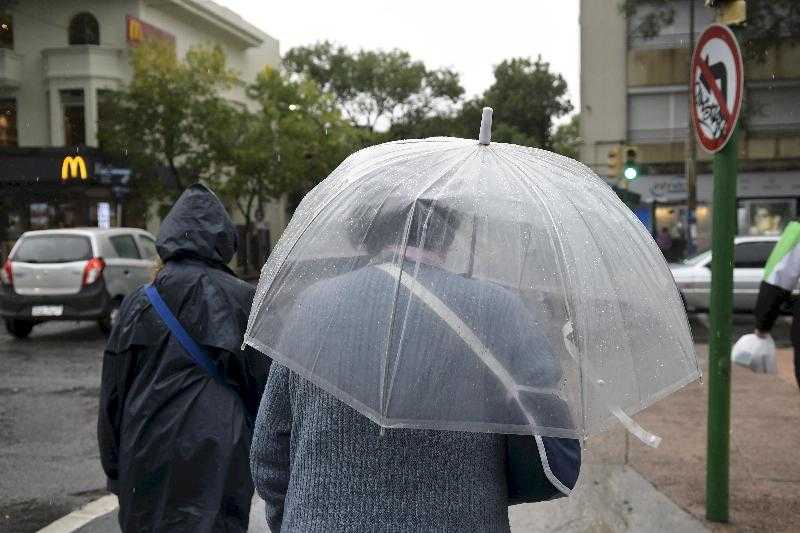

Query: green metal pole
<box><xmin>706</xmin><ymin>123</ymin><xmax>739</xmax><ymax>523</ymax></box>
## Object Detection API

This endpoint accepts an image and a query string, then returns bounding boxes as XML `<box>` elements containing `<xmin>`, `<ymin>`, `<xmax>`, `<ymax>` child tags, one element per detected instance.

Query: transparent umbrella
<box><xmin>244</xmin><ymin>108</ymin><xmax>699</xmax><ymax>441</ymax></box>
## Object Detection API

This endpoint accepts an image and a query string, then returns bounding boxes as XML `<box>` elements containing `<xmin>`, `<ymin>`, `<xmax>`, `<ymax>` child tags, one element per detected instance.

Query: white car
<box><xmin>0</xmin><ymin>228</ymin><xmax>158</xmax><ymax>338</ymax></box>
<box><xmin>670</xmin><ymin>236</ymin><xmax>781</xmax><ymax>313</ymax></box>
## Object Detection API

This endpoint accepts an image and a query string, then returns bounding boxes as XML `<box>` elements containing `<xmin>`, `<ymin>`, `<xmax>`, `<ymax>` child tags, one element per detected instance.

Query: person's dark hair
<box><xmin>350</xmin><ymin>196</ymin><xmax>461</xmax><ymax>256</ymax></box>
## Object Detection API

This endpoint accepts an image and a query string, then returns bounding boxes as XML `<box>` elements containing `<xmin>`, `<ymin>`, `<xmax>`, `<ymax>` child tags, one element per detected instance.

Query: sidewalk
<box><xmin>626</xmin><ymin>344</ymin><xmax>800</xmax><ymax>532</ymax></box>
<box><xmin>58</xmin><ymin>465</ymin><xmax>709</xmax><ymax>533</ymax></box>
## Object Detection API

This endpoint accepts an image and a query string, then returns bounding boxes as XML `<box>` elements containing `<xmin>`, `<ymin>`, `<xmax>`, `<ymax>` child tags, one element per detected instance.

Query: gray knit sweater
<box><xmin>250</xmin><ymin>363</ymin><xmax>510</xmax><ymax>532</ymax></box>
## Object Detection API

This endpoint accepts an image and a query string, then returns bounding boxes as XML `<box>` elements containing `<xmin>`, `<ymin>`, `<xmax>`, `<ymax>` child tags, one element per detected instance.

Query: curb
<box><xmin>37</xmin><ymin>495</ymin><xmax>118</xmax><ymax>533</ymax></box>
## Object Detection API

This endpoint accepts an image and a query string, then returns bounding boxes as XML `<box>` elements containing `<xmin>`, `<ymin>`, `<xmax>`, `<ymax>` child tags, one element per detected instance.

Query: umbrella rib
<box><xmin>491</xmin><ymin>147</ymin><xmax>588</xmax><ymax>435</ymax></box>
<box><xmin>510</xmin><ymin>149</ymin><xmax>658</xmax><ymax>411</ymax></box>
<box><xmin>379</xmin><ymin>151</ymin><xmax>480</xmax><ymax>423</ymax></box>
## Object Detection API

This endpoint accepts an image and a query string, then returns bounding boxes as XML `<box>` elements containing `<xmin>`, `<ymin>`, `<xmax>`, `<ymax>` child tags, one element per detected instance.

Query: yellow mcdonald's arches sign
<box><xmin>61</xmin><ymin>156</ymin><xmax>88</xmax><ymax>181</ymax></box>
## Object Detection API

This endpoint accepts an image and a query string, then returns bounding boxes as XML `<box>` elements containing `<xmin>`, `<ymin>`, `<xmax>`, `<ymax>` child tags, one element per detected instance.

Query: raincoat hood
<box><xmin>156</xmin><ymin>183</ymin><xmax>238</xmax><ymax>266</ymax></box>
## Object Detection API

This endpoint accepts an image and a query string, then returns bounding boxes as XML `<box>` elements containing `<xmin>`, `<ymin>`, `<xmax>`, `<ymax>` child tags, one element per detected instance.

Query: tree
<box><xmin>552</xmin><ymin>115</ymin><xmax>581</xmax><ymax>159</ymax></box>
<box><xmin>620</xmin><ymin>0</ymin><xmax>800</xmax><ymax>62</ymax></box>
<box><xmin>215</xmin><ymin>67</ymin><xmax>356</xmax><ymax>261</ymax></box>
<box><xmin>482</xmin><ymin>56</ymin><xmax>573</xmax><ymax>150</ymax></box>
<box><xmin>97</xmin><ymin>40</ymin><xmax>237</xmax><ymax>213</ymax></box>
<box><xmin>283</xmin><ymin>42</ymin><xmax>464</xmax><ymax>132</ymax></box>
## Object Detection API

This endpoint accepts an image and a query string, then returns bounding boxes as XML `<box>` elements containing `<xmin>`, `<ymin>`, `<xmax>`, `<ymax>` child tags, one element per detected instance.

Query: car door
<box><xmin>105</xmin><ymin>234</ymin><xmax>152</xmax><ymax>297</ymax></box>
<box><xmin>134</xmin><ymin>233</ymin><xmax>158</xmax><ymax>282</ymax></box>
<box><xmin>732</xmin><ymin>240</ymin><xmax>777</xmax><ymax>311</ymax></box>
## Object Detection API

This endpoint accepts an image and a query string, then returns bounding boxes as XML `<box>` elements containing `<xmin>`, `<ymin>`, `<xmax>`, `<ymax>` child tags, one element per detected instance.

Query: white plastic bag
<box><xmin>731</xmin><ymin>333</ymin><xmax>777</xmax><ymax>375</ymax></box>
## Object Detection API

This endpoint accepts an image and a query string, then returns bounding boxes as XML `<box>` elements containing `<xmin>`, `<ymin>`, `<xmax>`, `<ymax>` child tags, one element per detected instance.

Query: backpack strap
<box><xmin>145</xmin><ymin>284</ymin><xmax>225</xmax><ymax>385</ymax></box>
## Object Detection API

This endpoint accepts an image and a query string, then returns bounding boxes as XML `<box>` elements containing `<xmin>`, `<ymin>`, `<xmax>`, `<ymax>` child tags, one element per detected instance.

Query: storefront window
<box><xmin>61</xmin><ymin>89</ymin><xmax>86</xmax><ymax>147</ymax></box>
<box><xmin>29</xmin><ymin>203</ymin><xmax>51</xmax><ymax>230</ymax></box>
<box><xmin>0</xmin><ymin>98</ymin><xmax>17</xmax><ymax>147</ymax></box>
<box><xmin>738</xmin><ymin>199</ymin><xmax>796</xmax><ymax>237</ymax></box>
<box><xmin>653</xmin><ymin>203</ymin><xmax>712</xmax><ymax>262</ymax></box>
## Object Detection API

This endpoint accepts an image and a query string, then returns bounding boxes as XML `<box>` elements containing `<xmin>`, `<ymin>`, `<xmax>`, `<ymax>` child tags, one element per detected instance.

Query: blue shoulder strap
<box><xmin>145</xmin><ymin>284</ymin><xmax>225</xmax><ymax>385</ymax></box>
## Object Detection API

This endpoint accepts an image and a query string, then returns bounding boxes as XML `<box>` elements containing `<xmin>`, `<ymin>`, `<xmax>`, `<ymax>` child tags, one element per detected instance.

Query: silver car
<box><xmin>0</xmin><ymin>228</ymin><xmax>158</xmax><ymax>338</ymax></box>
<box><xmin>670</xmin><ymin>236</ymin><xmax>780</xmax><ymax>313</ymax></box>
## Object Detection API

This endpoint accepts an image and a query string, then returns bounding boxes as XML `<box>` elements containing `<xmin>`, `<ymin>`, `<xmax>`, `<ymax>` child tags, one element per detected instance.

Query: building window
<box><xmin>738</xmin><ymin>199</ymin><xmax>796</xmax><ymax>237</ymax></box>
<box><xmin>61</xmin><ymin>89</ymin><xmax>86</xmax><ymax>147</ymax></box>
<box><xmin>0</xmin><ymin>14</ymin><xmax>13</xmax><ymax>49</ymax></box>
<box><xmin>747</xmin><ymin>85</ymin><xmax>800</xmax><ymax>134</ymax></box>
<box><xmin>0</xmin><ymin>99</ymin><xmax>17</xmax><ymax>147</ymax></box>
<box><xmin>68</xmin><ymin>12</ymin><xmax>99</xmax><ymax>45</ymax></box>
<box><xmin>628</xmin><ymin>91</ymin><xmax>689</xmax><ymax>143</ymax></box>
<box><xmin>627</xmin><ymin>0</ymin><xmax>713</xmax><ymax>49</ymax></box>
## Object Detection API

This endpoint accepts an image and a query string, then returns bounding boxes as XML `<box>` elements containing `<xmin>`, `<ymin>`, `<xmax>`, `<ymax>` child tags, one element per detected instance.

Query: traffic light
<box><xmin>607</xmin><ymin>145</ymin><xmax>622</xmax><ymax>178</ymax></box>
<box><xmin>705</xmin><ymin>0</ymin><xmax>746</xmax><ymax>24</ymax></box>
<box><xmin>623</xmin><ymin>146</ymin><xmax>640</xmax><ymax>181</ymax></box>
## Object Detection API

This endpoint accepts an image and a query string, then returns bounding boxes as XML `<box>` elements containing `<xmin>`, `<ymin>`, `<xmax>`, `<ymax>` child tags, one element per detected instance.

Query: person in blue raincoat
<box><xmin>98</xmin><ymin>184</ymin><xmax>270</xmax><ymax>532</ymax></box>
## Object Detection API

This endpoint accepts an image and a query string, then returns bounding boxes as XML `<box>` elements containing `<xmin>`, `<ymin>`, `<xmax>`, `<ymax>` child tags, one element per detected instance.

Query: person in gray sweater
<box><xmin>249</xmin><ymin>198</ymin><xmax>562</xmax><ymax>532</ymax></box>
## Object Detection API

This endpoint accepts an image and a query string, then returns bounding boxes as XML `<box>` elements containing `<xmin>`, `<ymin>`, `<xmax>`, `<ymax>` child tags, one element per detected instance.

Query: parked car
<box><xmin>670</xmin><ymin>236</ymin><xmax>782</xmax><ymax>313</ymax></box>
<box><xmin>0</xmin><ymin>228</ymin><xmax>158</xmax><ymax>338</ymax></box>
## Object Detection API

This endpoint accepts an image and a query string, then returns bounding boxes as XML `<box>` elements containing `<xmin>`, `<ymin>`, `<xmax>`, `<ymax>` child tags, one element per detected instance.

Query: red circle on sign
<box><xmin>690</xmin><ymin>23</ymin><xmax>744</xmax><ymax>153</ymax></box>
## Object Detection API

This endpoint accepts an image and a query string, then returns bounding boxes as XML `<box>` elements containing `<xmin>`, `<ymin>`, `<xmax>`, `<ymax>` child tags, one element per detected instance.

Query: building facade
<box><xmin>580</xmin><ymin>0</ymin><xmax>800</xmax><ymax>259</ymax></box>
<box><xmin>0</xmin><ymin>0</ymin><xmax>282</xmax><ymax>268</ymax></box>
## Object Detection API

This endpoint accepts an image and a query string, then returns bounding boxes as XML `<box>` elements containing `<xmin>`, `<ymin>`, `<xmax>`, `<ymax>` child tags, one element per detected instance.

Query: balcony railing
<box><xmin>0</xmin><ymin>48</ymin><xmax>22</xmax><ymax>87</ymax></box>
<box><xmin>41</xmin><ymin>45</ymin><xmax>123</xmax><ymax>81</ymax></box>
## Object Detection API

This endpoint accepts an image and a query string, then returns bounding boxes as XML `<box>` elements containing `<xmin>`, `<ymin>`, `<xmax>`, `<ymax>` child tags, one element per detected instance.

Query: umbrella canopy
<box><xmin>245</xmin><ymin>109</ymin><xmax>699</xmax><ymax>440</ymax></box>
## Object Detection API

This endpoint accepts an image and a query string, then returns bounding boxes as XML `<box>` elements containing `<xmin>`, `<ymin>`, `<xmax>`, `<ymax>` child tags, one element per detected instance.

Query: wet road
<box><xmin>0</xmin><ymin>314</ymin><xmax>793</xmax><ymax>532</ymax></box>
<box><xmin>0</xmin><ymin>321</ymin><xmax>107</xmax><ymax>533</ymax></box>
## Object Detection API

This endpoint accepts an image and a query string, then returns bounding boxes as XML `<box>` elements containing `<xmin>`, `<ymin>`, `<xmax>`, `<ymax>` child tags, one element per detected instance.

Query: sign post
<box><xmin>690</xmin><ymin>22</ymin><xmax>744</xmax><ymax>523</ymax></box>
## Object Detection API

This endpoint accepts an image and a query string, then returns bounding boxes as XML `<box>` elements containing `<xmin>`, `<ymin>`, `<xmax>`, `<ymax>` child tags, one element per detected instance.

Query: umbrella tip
<box><xmin>478</xmin><ymin>107</ymin><xmax>493</xmax><ymax>145</ymax></box>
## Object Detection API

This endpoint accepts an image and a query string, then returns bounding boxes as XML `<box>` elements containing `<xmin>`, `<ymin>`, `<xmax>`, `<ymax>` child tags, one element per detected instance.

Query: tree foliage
<box><xmin>98</xmin><ymin>41</ymin><xmax>356</xmax><ymax>231</ymax></box>
<box><xmin>98</xmin><ymin>40</ymin><xmax>236</xmax><ymax>207</ymax></box>
<box><xmin>284</xmin><ymin>41</ymin><xmax>464</xmax><ymax>131</ymax></box>
<box><xmin>483</xmin><ymin>56</ymin><xmax>573</xmax><ymax>150</ymax></box>
<box><xmin>552</xmin><ymin>115</ymin><xmax>582</xmax><ymax>160</ymax></box>
<box><xmin>216</xmin><ymin>67</ymin><xmax>356</xmax><ymax>227</ymax></box>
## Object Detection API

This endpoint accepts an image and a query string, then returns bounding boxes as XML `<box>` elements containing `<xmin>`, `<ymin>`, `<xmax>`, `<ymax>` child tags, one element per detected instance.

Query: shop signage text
<box><xmin>126</xmin><ymin>15</ymin><xmax>175</xmax><ymax>46</ymax></box>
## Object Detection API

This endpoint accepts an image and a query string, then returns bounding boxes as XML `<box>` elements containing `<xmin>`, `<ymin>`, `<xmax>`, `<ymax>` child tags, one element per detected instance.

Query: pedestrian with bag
<box><xmin>754</xmin><ymin>220</ymin><xmax>800</xmax><ymax>388</ymax></box>
<box><xmin>248</xmin><ymin>195</ymin><xmax>581</xmax><ymax>532</ymax></box>
<box><xmin>98</xmin><ymin>183</ymin><xmax>270</xmax><ymax>532</ymax></box>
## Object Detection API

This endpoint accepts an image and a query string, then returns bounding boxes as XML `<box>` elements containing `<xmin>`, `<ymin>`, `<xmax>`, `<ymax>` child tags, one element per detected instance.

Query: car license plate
<box><xmin>31</xmin><ymin>305</ymin><xmax>63</xmax><ymax>317</ymax></box>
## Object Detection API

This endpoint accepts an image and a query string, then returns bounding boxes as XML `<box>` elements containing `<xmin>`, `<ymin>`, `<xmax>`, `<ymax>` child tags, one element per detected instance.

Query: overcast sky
<box><xmin>216</xmin><ymin>1</ymin><xmax>581</xmax><ymax>114</ymax></box>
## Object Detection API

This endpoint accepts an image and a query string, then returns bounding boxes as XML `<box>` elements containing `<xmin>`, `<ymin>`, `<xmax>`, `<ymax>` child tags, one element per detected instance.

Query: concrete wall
<box><xmin>579</xmin><ymin>0</ymin><xmax>627</xmax><ymax>175</ymax></box>
<box><xmin>1</xmin><ymin>0</ymin><xmax>137</xmax><ymax>146</ymax></box>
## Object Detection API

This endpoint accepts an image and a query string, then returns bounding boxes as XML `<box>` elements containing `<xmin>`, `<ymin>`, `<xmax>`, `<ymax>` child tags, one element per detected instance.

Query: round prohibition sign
<box><xmin>690</xmin><ymin>23</ymin><xmax>744</xmax><ymax>153</ymax></box>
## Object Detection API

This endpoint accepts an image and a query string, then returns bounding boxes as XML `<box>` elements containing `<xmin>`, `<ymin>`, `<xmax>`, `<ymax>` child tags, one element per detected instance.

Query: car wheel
<box><xmin>5</xmin><ymin>319</ymin><xmax>34</xmax><ymax>339</ymax></box>
<box><xmin>99</xmin><ymin>299</ymin><xmax>122</xmax><ymax>335</ymax></box>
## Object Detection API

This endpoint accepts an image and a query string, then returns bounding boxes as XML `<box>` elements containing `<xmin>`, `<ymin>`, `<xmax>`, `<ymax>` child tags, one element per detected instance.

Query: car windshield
<box><xmin>13</xmin><ymin>235</ymin><xmax>92</xmax><ymax>263</ymax></box>
<box><xmin>682</xmin><ymin>248</ymin><xmax>712</xmax><ymax>266</ymax></box>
